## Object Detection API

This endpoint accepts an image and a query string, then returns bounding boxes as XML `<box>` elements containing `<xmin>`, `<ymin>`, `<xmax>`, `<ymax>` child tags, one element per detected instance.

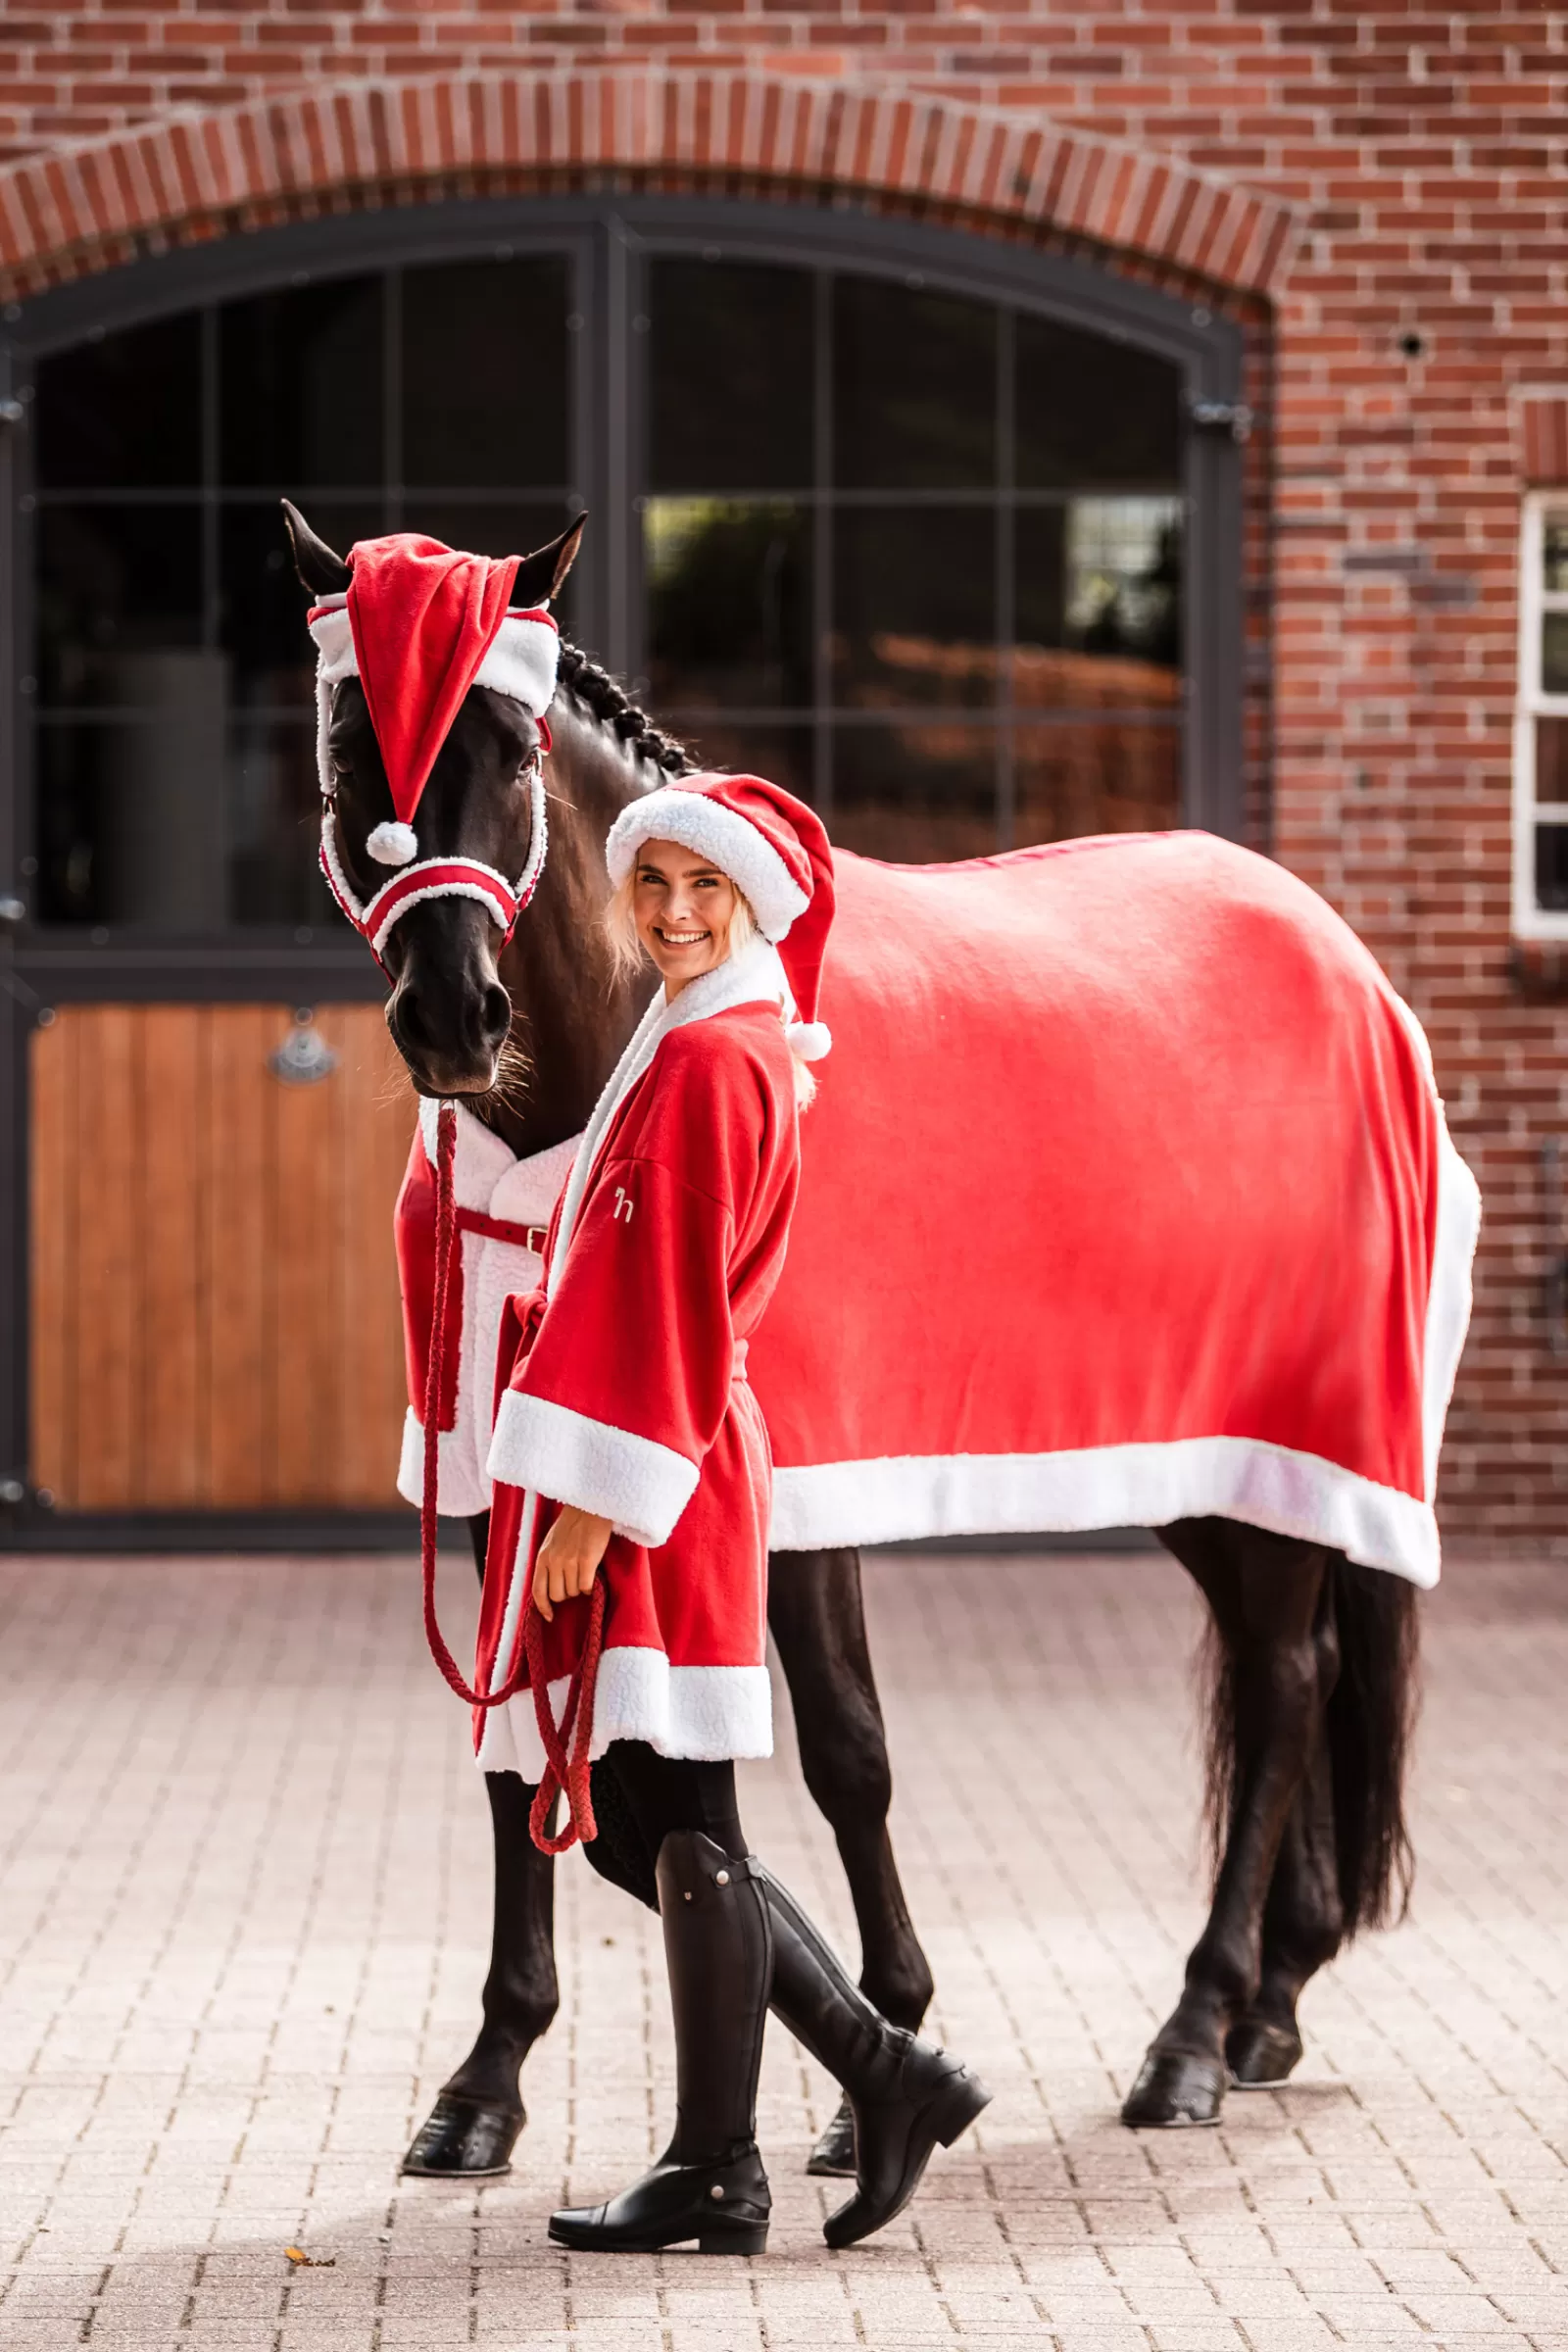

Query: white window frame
<box><xmin>1514</xmin><ymin>490</ymin><xmax>1568</xmax><ymax>939</ymax></box>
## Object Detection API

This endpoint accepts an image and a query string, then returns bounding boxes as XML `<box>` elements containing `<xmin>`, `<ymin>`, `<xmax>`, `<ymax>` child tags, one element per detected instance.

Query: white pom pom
<box><xmin>366</xmin><ymin>820</ymin><xmax>418</xmax><ymax>867</ymax></box>
<box><xmin>786</xmin><ymin>1020</ymin><xmax>832</xmax><ymax>1062</ymax></box>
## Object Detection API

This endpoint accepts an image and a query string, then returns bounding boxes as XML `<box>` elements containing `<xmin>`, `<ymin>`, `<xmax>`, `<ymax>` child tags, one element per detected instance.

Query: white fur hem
<box><xmin>604</xmin><ymin>789</ymin><xmax>809</xmax><ymax>941</ymax></box>
<box><xmin>397</xmin><ymin>1406</ymin><xmax>491</xmax><ymax>1520</ymax></box>
<box><xmin>768</xmin><ymin>1436</ymin><xmax>1445</xmax><ymax>1589</ymax></box>
<box><xmin>474</xmin><ymin>1650</ymin><xmax>773</xmax><ymax>1777</ymax></box>
<box><xmin>486</xmin><ymin>1391</ymin><xmax>700</xmax><ymax>1547</ymax></box>
<box><xmin>1422</xmin><ymin>1121</ymin><xmax>1481</xmax><ymax>1504</ymax></box>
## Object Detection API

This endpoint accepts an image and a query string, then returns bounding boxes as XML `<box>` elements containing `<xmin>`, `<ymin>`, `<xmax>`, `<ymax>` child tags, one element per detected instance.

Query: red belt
<box><xmin>456</xmin><ymin>1205</ymin><xmax>551</xmax><ymax>1255</ymax></box>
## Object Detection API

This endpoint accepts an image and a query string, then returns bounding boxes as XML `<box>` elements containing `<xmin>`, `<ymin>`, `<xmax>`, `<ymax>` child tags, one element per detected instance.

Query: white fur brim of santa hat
<box><xmin>605</xmin><ymin>786</ymin><xmax>811</xmax><ymax>943</ymax></box>
<box><xmin>308</xmin><ymin>596</ymin><xmax>561</xmax><ymax>718</ymax></box>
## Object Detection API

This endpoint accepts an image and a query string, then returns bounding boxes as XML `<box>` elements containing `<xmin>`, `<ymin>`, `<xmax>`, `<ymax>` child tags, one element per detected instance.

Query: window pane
<box><xmin>1016</xmin><ymin>499</ymin><xmax>1182</xmax><ymax>705</ymax></box>
<box><xmin>645</xmin><ymin>499</ymin><xmax>812</xmax><ymax>710</ymax></box>
<box><xmin>1538</xmin><ymin>716</ymin><xmax>1568</xmax><ymax>803</ymax></box>
<box><xmin>834</xmin><ymin>510</ymin><xmax>995</xmax><ymax>710</ymax></box>
<box><xmin>220</xmin><ymin>278</ymin><xmax>384</xmax><ymax>488</ymax></box>
<box><xmin>649</xmin><ymin>260</ymin><xmax>814</xmax><ymax>492</ymax></box>
<box><xmin>403</xmin><ymin>257</ymin><xmax>569</xmax><ymax>488</ymax></box>
<box><xmin>832</xmin><ymin>722</ymin><xmax>997</xmax><ymax>861</ymax></box>
<box><xmin>220</xmin><ymin>502</ymin><xmax>382</xmax><ymax>711</ymax></box>
<box><xmin>1543</xmin><ymin>517</ymin><xmax>1568</xmax><ymax>593</ymax></box>
<box><xmin>227</xmin><ymin>719</ymin><xmax>334</xmax><ymax>926</ymax></box>
<box><xmin>36</xmin><ymin>506</ymin><xmax>203</xmax><ymax>707</ymax></box>
<box><xmin>834</xmin><ymin>279</ymin><xmax>995</xmax><ymax>489</ymax></box>
<box><xmin>35</xmin><ymin>314</ymin><xmax>203</xmax><ymax>489</ymax></box>
<box><xmin>665</xmin><ymin>723</ymin><xmax>814</xmax><ymax>805</ymax></box>
<box><xmin>1543</xmin><ymin>612</ymin><xmax>1568</xmax><ymax>694</ymax></box>
<box><xmin>1014</xmin><ymin>719</ymin><xmax>1180</xmax><ymax>846</ymax></box>
<box><xmin>1015</xmin><ymin>316</ymin><xmax>1181</xmax><ymax>490</ymax></box>
<box><xmin>34</xmin><ymin>697</ymin><xmax>225</xmax><ymax>929</ymax></box>
<box><xmin>33</xmin><ymin>709</ymin><xmax>333</xmax><ymax>930</ymax></box>
<box><xmin>1536</xmin><ymin>823</ymin><xmax>1568</xmax><ymax>911</ymax></box>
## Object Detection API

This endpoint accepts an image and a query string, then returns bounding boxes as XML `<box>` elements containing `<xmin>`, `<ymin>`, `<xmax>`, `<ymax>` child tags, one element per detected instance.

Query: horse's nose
<box><xmin>391</xmin><ymin>973</ymin><xmax>512</xmax><ymax>1083</ymax></box>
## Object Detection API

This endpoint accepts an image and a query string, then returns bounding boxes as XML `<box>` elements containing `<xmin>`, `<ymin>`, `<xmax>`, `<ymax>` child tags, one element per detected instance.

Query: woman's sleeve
<box><xmin>484</xmin><ymin>1151</ymin><xmax>739</xmax><ymax>1547</ymax></box>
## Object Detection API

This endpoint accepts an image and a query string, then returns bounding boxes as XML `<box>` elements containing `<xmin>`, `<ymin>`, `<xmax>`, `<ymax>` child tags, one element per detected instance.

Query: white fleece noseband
<box><xmin>309</xmin><ymin>595</ymin><xmax>561</xmax><ymax>963</ymax></box>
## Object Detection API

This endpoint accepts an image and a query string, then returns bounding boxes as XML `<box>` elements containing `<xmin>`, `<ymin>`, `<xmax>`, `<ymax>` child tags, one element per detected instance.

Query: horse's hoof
<box><xmin>1121</xmin><ymin>2049</ymin><xmax>1225</xmax><ymax>2130</ymax></box>
<box><xmin>1226</xmin><ymin>2018</ymin><xmax>1303</xmax><ymax>2087</ymax></box>
<box><xmin>401</xmin><ymin>2092</ymin><xmax>523</xmax><ymax>2178</ymax></box>
<box><xmin>805</xmin><ymin>2099</ymin><xmax>857</xmax><ymax>2178</ymax></box>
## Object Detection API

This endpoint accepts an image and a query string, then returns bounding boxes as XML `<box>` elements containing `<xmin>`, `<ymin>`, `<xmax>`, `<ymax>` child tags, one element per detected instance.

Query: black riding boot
<box><xmin>758</xmin><ymin>1864</ymin><xmax>992</xmax><ymax>2249</ymax></box>
<box><xmin>548</xmin><ymin>1832</ymin><xmax>773</xmax><ymax>2255</ymax></box>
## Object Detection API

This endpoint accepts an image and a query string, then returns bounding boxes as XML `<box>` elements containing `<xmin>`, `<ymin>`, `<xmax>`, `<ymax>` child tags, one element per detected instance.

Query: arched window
<box><xmin>7</xmin><ymin>201</ymin><xmax>1243</xmax><ymax>939</ymax></box>
<box><xmin>0</xmin><ymin>201</ymin><xmax>1244</xmax><ymax>1529</ymax></box>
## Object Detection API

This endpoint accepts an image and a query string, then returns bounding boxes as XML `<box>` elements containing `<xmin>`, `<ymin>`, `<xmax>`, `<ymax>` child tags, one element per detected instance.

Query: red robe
<box><xmin>470</xmin><ymin>942</ymin><xmax>803</xmax><ymax>1773</ymax></box>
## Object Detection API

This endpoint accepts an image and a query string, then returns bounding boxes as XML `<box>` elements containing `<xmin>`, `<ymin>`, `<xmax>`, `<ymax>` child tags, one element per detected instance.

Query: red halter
<box><xmin>318</xmin><ymin>739</ymin><xmax>551</xmax><ymax>970</ymax></box>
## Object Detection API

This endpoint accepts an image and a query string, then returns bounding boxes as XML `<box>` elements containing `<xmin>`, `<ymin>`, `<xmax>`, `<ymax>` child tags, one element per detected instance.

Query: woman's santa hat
<box><xmin>606</xmin><ymin>774</ymin><xmax>836</xmax><ymax>1059</ymax></box>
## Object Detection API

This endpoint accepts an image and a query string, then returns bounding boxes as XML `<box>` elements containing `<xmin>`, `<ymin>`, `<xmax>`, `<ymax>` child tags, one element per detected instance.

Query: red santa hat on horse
<box><xmin>303</xmin><ymin>523</ymin><xmax>570</xmax><ymax>961</ymax></box>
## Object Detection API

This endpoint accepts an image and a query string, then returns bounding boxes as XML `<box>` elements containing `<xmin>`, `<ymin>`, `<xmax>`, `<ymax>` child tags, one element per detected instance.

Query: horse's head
<box><xmin>282</xmin><ymin>501</ymin><xmax>583</xmax><ymax>1098</ymax></box>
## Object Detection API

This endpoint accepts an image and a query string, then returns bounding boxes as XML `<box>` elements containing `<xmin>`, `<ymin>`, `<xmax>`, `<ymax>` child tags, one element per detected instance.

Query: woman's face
<box><xmin>632</xmin><ymin>838</ymin><xmax>741</xmax><ymax>997</ymax></box>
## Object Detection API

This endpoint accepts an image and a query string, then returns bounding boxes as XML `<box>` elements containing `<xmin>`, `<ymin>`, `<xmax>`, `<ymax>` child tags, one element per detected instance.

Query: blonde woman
<box><xmin>472</xmin><ymin>774</ymin><xmax>990</xmax><ymax>2255</ymax></box>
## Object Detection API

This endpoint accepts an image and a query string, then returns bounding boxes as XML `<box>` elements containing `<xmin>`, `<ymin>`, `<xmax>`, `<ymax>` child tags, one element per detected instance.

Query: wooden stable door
<box><xmin>29</xmin><ymin>1004</ymin><xmax>415</xmax><ymax>1512</ymax></box>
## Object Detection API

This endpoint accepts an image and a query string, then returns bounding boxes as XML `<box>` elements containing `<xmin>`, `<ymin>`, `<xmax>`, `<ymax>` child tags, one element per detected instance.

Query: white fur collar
<box><xmin>548</xmin><ymin>938</ymin><xmax>793</xmax><ymax>1288</ymax></box>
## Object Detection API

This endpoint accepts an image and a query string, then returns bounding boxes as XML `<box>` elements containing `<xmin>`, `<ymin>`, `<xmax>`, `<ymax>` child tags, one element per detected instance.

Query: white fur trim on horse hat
<box><xmin>308</xmin><ymin>599</ymin><xmax>560</xmax><ymax>720</ymax></box>
<box><xmin>605</xmin><ymin>782</ymin><xmax>813</xmax><ymax>942</ymax></box>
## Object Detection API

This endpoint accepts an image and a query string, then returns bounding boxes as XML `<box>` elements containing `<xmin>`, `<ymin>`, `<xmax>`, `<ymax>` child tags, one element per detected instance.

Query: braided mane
<box><xmin>556</xmin><ymin>640</ymin><xmax>696</xmax><ymax>778</ymax></box>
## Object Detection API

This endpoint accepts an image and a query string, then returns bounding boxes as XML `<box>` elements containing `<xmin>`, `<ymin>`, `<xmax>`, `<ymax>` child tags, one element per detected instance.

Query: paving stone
<box><xmin>2</xmin><ymin>1547</ymin><xmax>1566</xmax><ymax>2349</ymax></box>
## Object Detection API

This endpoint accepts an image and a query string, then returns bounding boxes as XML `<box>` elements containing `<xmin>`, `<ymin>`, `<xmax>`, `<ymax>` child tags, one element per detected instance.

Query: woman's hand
<box><xmin>533</xmin><ymin>1504</ymin><xmax>613</xmax><ymax>1621</ymax></box>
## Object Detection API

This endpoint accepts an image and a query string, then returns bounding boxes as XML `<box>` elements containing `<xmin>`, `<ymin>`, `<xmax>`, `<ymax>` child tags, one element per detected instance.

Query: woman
<box><xmin>473</xmin><ymin>774</ymin><xmax>991</xmax><ymax>2256</ymax></box>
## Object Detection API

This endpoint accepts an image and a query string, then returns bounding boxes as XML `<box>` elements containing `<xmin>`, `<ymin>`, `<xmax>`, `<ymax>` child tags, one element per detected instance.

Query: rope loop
<box><xmin>419</xmin><ymin>1100</ymin><xmax>528</xmax><ymax>1711</ymax></box>
<box><xmin>417</xmin><ymin>1096</ymin><xmax>605</xmax><ymax>1854</ymax></box>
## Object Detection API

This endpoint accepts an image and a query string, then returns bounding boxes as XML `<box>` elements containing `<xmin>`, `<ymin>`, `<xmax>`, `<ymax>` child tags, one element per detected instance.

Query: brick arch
<box><xmin>0</xmin><ymin>70</ymin><xmax>1300</xmax><ymax>304</ymax></box>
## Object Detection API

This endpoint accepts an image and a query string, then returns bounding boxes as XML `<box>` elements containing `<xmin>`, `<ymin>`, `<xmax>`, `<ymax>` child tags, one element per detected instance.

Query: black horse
<box><xmin>285</xmin><ymin>503</ymin><xmax>1419</xmax><ymax>2168</ymax></box>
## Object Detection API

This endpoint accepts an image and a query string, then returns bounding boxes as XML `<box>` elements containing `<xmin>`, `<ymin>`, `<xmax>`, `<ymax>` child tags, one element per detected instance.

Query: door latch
<box><xmin>1185</xmin><ymin>395</ymin><xmax>1252</xmax><ymax>444</ymax></box>
<box><xmin>270</xmin><ymin>1010</ymin><xmax>338</xmax><ymax>1087</ymax></box>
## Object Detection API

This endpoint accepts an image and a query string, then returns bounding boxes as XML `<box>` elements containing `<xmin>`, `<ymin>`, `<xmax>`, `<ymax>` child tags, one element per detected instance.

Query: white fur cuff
<box><xmin>486</xmin><ymin>1390</ymin><xmax>700</xmax><ymax>1547</ymax></box>
<box><xmin>397</xmin><ymin>1406</ymin><xmax>492</xmax><ymax>1520</ymax></box>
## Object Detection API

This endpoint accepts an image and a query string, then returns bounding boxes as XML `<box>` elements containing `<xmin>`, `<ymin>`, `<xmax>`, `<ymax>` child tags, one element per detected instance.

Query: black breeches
<box><xmin>579</xmin><ymin>1742</ymin><xmax>748</xmax><ymax>1910</ymax></box>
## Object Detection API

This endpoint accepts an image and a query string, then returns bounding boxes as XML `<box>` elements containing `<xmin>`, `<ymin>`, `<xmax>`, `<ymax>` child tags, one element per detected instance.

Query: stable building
<box><xmin>0</xmin><ymin>24</ymin><xmax>1561</xmax><ymax>1544</ymax></box>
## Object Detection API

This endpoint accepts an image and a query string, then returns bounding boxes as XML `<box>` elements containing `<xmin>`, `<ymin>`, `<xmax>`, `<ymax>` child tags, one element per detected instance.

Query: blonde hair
<box><xmin>604</xmin><ymin>866</ymin><xmax>816</xmax><ymax>1108</ymax></box>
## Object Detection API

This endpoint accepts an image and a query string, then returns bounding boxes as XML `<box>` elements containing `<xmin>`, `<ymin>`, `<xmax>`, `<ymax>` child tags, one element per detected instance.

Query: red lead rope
<box><xmin>419</xmin><ymin>1098</ymin><xmax>602</xmax><ymax>1853</ymax></box>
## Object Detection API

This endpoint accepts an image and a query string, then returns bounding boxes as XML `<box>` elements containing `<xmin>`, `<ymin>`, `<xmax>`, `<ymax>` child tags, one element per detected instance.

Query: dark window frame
<box><xmin>0</xmin><ymin>195</ymin><xmax>1245</xmax><ymax>1531</ymax></box>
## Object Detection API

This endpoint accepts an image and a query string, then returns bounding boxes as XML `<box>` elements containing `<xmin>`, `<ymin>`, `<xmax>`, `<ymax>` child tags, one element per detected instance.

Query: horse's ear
<box><xmin>513</xmin><ymin>512</ymin><xmax>587</xmax><ymax>610</ymax></box>
<box><xmin>281</xmin><ymin>499</ymin><xmax>352</xmax><ymax>597</ymax></box>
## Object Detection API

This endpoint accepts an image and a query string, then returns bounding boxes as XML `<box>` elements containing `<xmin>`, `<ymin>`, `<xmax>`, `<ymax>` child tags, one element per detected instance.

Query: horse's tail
<box><xmin>1201</xmin><ymin>1549</ymin><xmax>1419</xmax><ymax>1937</ymax></box>
<box><xmin>1323</xmin><ymin>1556</ymin><xmax>1419</xmax><ymax>1934</ymax></box>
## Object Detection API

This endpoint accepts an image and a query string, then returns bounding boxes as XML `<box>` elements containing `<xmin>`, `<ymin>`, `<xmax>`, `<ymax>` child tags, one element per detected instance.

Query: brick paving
<box><xmin>1</xmin><ymin>1546</ymin><xmax>1565</xmax><ymax>2350</ymax></box>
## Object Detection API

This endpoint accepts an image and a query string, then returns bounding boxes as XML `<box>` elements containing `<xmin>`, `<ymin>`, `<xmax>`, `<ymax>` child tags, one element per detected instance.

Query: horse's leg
<box><xmin>767</xmin><ymin>1545</ymin><xmax>936</xmax><ymax>2178</ymax></box>
<box><xmin>1226</xmin><ymin>1577</ymin><xmax>1345</xmax><ymax>2087</ymax></box>
<box><xmin>402</xmin><ymin>1510</ymin><xmax>561</xmax><ymax>2179</ymax></box>
<box><xmin>1227</xmin><ymin>1547</ymin><xmax>1418</xmax><ymax>2086</ymax></box>
<box><xmin>1122</xmin><ymin>1517</ymin><xmax>1327</xmax><ymax>2129</ymax></box>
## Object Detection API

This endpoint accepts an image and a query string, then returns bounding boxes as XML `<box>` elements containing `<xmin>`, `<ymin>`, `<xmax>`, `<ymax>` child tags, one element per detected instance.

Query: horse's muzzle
<box><xmin>385</xmin><ymin>912</ymin><xmax>514</xmax><ymax>1096</ymax></box>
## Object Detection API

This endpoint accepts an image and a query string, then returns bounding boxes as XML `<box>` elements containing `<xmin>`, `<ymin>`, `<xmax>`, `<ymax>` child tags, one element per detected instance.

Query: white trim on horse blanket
<box><xmin>397</xmin><ymin>830</ymin><xmax>1479</xmax><ymax>1591</ymax></box>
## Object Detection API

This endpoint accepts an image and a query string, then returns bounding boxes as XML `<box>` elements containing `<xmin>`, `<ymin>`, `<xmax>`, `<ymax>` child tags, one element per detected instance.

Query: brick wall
<box><xmin>3</xmin><ymin>11</ymin><xmax>1566</xmax><ymax>1541</ymax></box>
